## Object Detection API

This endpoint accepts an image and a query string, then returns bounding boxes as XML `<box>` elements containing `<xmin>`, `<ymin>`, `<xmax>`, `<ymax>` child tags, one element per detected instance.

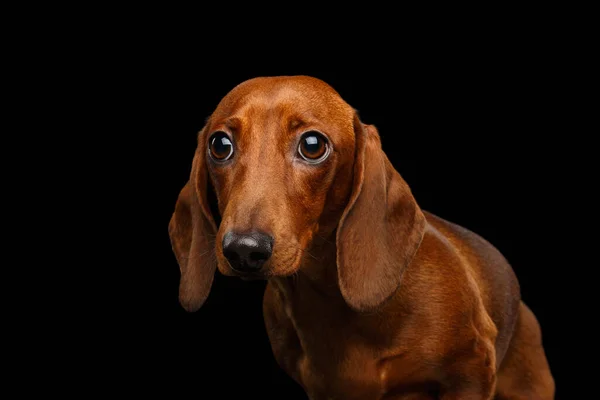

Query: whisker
<box><xmin>315</xmin><ymin>233</ymin><xmax>335</xmax><ymax>246</ymax></box>
<box><xmin>196</xmin><ymin>249</ymin><xmax>213</xmax><ymax>258</ymax></box>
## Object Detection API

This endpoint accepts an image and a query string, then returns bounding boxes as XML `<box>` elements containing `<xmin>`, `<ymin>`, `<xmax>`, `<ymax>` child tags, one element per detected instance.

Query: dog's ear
<box><xmin>169</xmin><ymin>127</ymin><xmax>218</xmax><ymax>312</ymax></box>
<box><xmin>336</xmin><ymin>115</ymin><xmax>426</xmax><ymax>312</ymax></box>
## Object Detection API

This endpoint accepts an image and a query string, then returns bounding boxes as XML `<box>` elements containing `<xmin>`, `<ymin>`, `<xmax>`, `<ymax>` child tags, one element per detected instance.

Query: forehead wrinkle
<box><xmin>223</xmin><ymin>117</ymin><xmax>242</xmax><ymax>130</ymax></box>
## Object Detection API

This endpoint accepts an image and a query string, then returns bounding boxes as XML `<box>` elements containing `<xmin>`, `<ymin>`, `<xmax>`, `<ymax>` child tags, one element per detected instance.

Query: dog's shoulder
<box><xmin>422</xmin><ymin>210</ymin><xmax>514</xmax><ymax>276</ymax></box>
<box><xmin>420</xmin><ymin>210</ymin><xmax>521</xmax><ymax>362</ymax></box>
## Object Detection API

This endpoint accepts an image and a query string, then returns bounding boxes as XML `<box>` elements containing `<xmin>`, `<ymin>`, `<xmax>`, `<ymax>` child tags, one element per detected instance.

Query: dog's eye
<box><xmin>209</xmin><ymin>131</ymin><xmax>234</xmax><ymax>161</ymax></box>
<box><xmin>298</xmin><ymin>131</ymin><xmax>329</xmax><ymax>163</ymax></box>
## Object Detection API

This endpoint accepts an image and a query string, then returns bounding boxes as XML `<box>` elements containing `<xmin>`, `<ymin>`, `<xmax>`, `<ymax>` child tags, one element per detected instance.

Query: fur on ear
<box><xmin>336</xmin><ymin>116</ymin><xmax>426</xmax><ymax>312</ymax></box>
<box><xmin>168</xmin><ymin>129</ymin><xmax>217</xmax><ymax>312</ymax></box>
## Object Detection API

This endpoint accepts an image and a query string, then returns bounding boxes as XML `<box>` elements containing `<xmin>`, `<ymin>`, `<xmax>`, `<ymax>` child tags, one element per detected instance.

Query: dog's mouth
<box><xmin>223</xmin><ymin>248</ymin><xmax>303</xmax><ymax>280</ymax></box>
<box><xmin>232</xmin><ymin>269</ymin><xmax>269</xmax><ymax>281</ymax></box>
<box><xmin>265</xmin><ymin>249</ymin><xmax>303</xmax><ymax>278</ymax></box>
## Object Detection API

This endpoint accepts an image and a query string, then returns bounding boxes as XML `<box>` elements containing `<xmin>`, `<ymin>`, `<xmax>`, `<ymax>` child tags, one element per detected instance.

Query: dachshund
<box><xmin>168</xmin><ymin>76</ymin><xmax>555</xmax><ymax>399</ymax></box>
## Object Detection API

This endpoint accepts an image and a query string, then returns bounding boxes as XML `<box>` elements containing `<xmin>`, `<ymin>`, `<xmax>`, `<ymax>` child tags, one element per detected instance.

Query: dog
<box><xmin>168</xmin><ymin>76</ymin><xmax>555</xmax><ymax>399</ymax></box>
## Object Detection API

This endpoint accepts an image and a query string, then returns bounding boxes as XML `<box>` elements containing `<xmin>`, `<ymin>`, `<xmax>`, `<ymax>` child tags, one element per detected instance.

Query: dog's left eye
<box><xmin>209</xmin><ymin>131</ymin><xmax>234</xmax><ymax>161</ymax></box>
<box><xmin>298</xmin><ymin>131</ymin><xmax>330</xmax><ymax>163</ymax></box>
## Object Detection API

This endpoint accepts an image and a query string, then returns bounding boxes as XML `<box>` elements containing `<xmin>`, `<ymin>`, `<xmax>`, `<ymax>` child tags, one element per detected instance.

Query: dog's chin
<box><xmin>239</xmin><ymin>275</ymin><xmax>265</xmax><ymax>281</ymax></box>
<box><xmin>216</xmin><ymin>251</ymin><xmax>302</xmax><ymax>281</ymax></box>
<box><xmin>222</xmin><ymin>266</ymin><xmax>300</xmax><ymax>281</ymax></box>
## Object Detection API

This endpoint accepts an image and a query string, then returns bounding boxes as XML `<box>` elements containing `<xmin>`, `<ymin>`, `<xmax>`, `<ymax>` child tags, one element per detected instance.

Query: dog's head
<box><xmin>169</xmin><ymin>76</ymin><xmax>425</xmax><ymax>312</ymax></box>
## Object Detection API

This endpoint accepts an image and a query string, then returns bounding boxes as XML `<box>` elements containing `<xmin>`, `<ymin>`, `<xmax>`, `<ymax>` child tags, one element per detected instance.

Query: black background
<box><xmin>90</xmin><ymin>37</ymin><xmax>574</xmax><ymax>399</ymax></box>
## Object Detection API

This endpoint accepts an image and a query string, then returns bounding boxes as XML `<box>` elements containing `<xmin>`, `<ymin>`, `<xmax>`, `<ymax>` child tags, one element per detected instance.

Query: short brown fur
<box><xmin>169</xmin><ymin>76</ymin><xmax>555</xmax><ymax>399</ymax></box>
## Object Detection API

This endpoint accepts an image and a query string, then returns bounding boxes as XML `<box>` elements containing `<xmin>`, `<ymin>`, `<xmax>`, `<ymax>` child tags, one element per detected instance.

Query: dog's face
<box><xmin>169</xmin><ymin>75</ymin><xmax>425</xmax><ymax>312</ymax></box>
<box><xmin>204</xmin><ymin>76</ymin><xmax>356</xmax><ymax>279</ymax></box>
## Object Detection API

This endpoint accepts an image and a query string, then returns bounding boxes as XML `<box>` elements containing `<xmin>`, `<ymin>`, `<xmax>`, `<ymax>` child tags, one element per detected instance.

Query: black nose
<box><xmin>222</xmin><ymin>231</ymin><xmax>273</xmax><ymax>273</ymax></box>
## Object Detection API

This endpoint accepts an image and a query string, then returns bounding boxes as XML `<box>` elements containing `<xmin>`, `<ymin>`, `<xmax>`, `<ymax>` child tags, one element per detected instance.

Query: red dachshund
<box><xmin>169</xmin><ymin>76</ymin><xmax>555</xmax><ymax>399</ymax></box>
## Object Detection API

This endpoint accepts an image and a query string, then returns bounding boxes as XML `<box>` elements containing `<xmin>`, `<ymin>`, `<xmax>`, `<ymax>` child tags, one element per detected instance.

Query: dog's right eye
<box><xmin>298</xmin><ymin>131</ymin><xmax>330</xmax><ymax>163</ymax></box>
<box><xmin>209</xmin><ymin>131</ymin><xmax>234</xmax><ymax>161</ymax></box>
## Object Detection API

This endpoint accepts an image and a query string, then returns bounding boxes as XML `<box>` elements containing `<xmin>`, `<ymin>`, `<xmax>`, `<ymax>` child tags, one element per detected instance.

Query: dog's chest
<box><xmin>282</xmin><ymin>293</ymin><xmax>392</xmax><ymax>398</ymax></box>
<box><xmin>294</xmin><ymin>330</ymin><xmax>386</xmax><ymax>399</ymax></box>
<box><xmin>289</xmin><ymin>307</ymin><xmax>438</xmax><ymax>399</ymax></box>
<box><xmin>271</xmin><ymin>282</ymin><xmax>440</xmax><ymax>399</ymax></box>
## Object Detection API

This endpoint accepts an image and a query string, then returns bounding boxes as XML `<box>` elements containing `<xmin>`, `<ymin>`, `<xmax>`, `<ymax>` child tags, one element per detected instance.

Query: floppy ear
<box><xmin>336</xmin><ymin>116</ymin><xmax>426</xmax><ymax>312</ymax></box>
<box><xmin>168</xmin><ymin>128</ymin><xmax>217</xmax><ymax>312</ymax></box>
